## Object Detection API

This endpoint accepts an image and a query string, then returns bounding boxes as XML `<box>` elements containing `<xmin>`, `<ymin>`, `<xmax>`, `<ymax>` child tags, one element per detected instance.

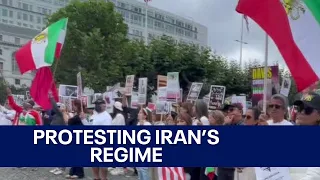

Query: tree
<box><xmin>47</xmin><ymin>0</ymin><xmax>128</xmax><ymax>92</ymax></box>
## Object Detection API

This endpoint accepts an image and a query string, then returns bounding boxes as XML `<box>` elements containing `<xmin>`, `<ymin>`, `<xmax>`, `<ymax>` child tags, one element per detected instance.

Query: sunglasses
<box><xmin>268</xmin><ymin>104</ymin><xmax>281</xmax><ymax>109</ymax></box>
<box><xmin>296</xmin><ymin>106</ymin><xmax>315</xmax><ymax>115</ymax></box>
<box><xmin>245</xmin><ymin>115</ymin><xmax>252</xmax><ymax>119</ymax></box>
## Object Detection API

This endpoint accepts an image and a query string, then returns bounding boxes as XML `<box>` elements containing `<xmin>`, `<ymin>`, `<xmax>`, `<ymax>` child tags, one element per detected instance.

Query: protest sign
<box><xmin>254</xmin><ymin>167</ymin><xmax>291</xmax><ymax>180</ymax></box>
<box><xmin>280</xmin><ymin>77</ymin><xmax>291</xmax><ymax>97</ymax></box>
<box><xmin>187</xmin><ymin>82</ymin><xmax>203</xmax><ymax>101</ymax></box>
<box><xmin>138</xmin><ymin>78</ymin><xmax>148</xmax><ymax>105</ymax></box>
<box><xmin>208</xmin><ymin>85</ymin><xmax>226</xmax><ymax>110</ymax></box>
<box><xmin>166</xmin><ymin>72</ymin><xmax>180</xmax><ymax>102</ymax></box>
<box><xmin>125</xmin><ymin>75</ymin><xmax>135</xmax><ymax>96</ymax></box>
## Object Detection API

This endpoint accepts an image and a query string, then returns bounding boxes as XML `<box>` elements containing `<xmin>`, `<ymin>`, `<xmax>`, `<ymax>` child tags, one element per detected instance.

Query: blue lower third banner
<box><xmin>0</xmin><ymin>126</ymin><xmax>319</xmax><ymax>167</ymax></box>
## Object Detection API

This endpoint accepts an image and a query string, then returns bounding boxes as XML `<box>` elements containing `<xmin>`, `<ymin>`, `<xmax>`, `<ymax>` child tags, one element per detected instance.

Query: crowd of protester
<box><xmin>1</xmin><ymin>85</ymin><xmax>320</xmax><ymax>180</ymax></box>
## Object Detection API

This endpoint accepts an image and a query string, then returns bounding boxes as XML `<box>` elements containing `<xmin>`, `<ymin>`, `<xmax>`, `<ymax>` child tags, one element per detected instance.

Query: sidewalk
<box><xmin>0</xmin><ymin>168</ymin><xmax>138</xmax><ymax>180</ymax></box>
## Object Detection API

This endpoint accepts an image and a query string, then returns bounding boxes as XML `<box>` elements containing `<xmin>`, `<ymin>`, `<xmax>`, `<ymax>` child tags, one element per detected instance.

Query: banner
<box><xmin>208</xmin><ymin>85</ymin><xmax>226</xmax><ymax>110</ymax></box>
<box><xmin>254</xmin><ymin>167</ymin><xmax>291</xmax><ymax>180</ymax></box>
<box><xmin>0</xmin><ymin>126</ymin><xmax>320</xmax><ymax>167</ymax></box>
<box><xmin>187</xmin><ymin>82</ymin><xmax>203</xmax><ymax>102</ymax></box>
<box><xmin>166</xmin><ymin>72</ymin><xmax>180</xmax><ymax>102</ymax></box>
<box><xmin>125</xmin><ymin>75</ymin><xmax>135</xmax><ymax>96</ymax></box>
<box><xmin>138</xmin><ymin>78</ymin><xmax>148</xmax><ymax>105</ymax></box>
<box><xmin>251</xmin><ymin>66</ymin><xmax>279</xmax><ymax>106</ymax></box>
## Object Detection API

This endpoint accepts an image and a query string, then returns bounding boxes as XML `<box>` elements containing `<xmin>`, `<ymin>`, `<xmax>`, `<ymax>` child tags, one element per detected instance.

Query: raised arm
<box><xmin>7</xmin><ymin>88</ymin><xmax>23</xmax><ymax>113</ymax></box>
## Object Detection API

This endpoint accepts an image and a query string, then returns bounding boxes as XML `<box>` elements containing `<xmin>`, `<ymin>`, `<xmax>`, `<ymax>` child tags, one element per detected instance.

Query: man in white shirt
<box><xmin>90</xmin><ymin>99</ymin><xmax>112</xmax><ymax>180</ymax></box>
<box><xmin>0</xmin><ymin>104</ymin><xmax>15</xmax><ymax>125</ymax></box>
<box><xmin>91</xmin><ymin>99</ymin><xmax>112</xmax><ymax>125</ymax></box>
<box><xmin>267</xmin><ymin>94</ymin><xmax>293</xmax><ymax>125</ymax></box>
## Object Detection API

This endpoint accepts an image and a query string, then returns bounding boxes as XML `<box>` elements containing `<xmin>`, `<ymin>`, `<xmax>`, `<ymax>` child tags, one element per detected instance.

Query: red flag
<box><xmin>30</xmin><ymin>67</ymin><xmax>59</xmax><ymax>110</ymax></box>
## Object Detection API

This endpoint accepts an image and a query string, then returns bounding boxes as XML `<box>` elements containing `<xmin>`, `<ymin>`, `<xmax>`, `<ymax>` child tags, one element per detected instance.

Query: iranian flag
<box><xmin>236</xmin><ymin>0</ymin><xmax>320</xmax><ymax>91</ymax></box>
<box><xmin>15</xmin><ymin>18</ymin><xmax>68</xmax><ymax>74</ymax></box>
<box><xmin>205</xmin><ymin>167</ymin><xmax>215</xmax><ymax>180</ymax></box>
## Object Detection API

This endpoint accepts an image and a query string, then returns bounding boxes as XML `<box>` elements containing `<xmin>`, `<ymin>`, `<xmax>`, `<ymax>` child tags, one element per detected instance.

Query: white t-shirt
<box><xmin>267</xmin><ymin>119</ymin><xmax>293</xmax><ymax>125</ymax></box>
<box><xmin>192</xmin><ymin>116</ymin><xmax>210</xmax><ymax>126</ymax></box>
<box><xmin>112</xmin><ymin>113</ymin><xmax>125</xmax><ymax>125</ymax></box>
<box><xmin>92</xmin><ymin>111</ymin><xmax>112</xmax><ymax>125</ymax></box>
<box><xmin>0</xmin><ymin>112</ymin><xmax>12</xmax><ymax>125</ymax></box>
<box><xmin>137</xmin><ymin>121</ymin><xmax>152</xmax><ymax>126</ymax></box>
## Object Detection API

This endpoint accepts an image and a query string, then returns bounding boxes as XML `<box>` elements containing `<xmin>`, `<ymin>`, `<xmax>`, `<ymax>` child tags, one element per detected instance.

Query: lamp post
<box><xmin>235</xmin><ymin>15</ymin><xmax>248</xmax><ymax>67</ymax></box>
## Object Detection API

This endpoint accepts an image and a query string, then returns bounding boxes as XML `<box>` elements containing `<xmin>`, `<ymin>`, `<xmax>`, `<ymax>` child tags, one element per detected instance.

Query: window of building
<box><xmin>17</xmin><ymin>12</ymin><xmax>21</xmax><ymax>19</ymax></box>
<box><xmin>22</xmin><ymin>3</ymin><xmax>28</xmax><ymax>10</ymax></box>
<box><xmin>2</xmin><ymin>9</ymin><xmax>8</xmax><ymax>16</ymax></box>
<box><xmin>0</xmin><ymin>62</ymin><xmax>3</xmax><ymax>71</ymax></box>
<box><xmin>0</xmin><ymin>48</ymin><xmax>2</xmax><ymax>55</ymax></box>
<box><xmin>15</xmin><ymin>79</ymin><xmax>20</xmax><ymax>85</ymax></box>
<box><xmin>29</xmin><ymin>5</ymin><xmax>33</xmax><ymax>11</ymax></box>
<box><xmin>176</xmin><ymin>20</ymin><xmax>184</xmax><ymax>27</ymax></box>
<box><xmin>37</xmin><ymin>16</ymin><xmax>41</xmax><ymax>23</ymax></box>
<box><xmin>23</xmin><ymin>23</ymin><xmax>27</xmax><ymax>27</ymax></box>
<box><xmin>12</xmin><ymin>52</ymin><xmax>19</xmax><ymax>72</ymax></box>
<box><xmin>18</xmin><ymin>2</ymin><xmax>21</xmax><ymax>8</ymax></box>
<box><xmin>155</xmin><ymin>13</ymin><xmax>164</xmax><ymax>20</ymax></box>
<box><xmin>2</xmin><ymin>0</ymin><xmax>7</xmax><ymax>5</ymax></box>
<box><xmin>8</xmin><ymin>0</ymin><xmax>12</xmax><ymax>6</ymax></box>
<box><xmin>0</xmin><ymin>35</ymin><xmax>2</xmax><ymax>41</ymax></box>
<box><xmin>15</xmin><ymin>37</ymin><xmax>20</xmax><ymax>44</ymax></box>
<box><xmin>29</xmin><ymin>15</ymin><xmax>33</xmax><ymax>22</ymax></box>
<box><xmin>9</xmin><ymin>10</ymin><xmax>12</xmax><ymax>17</ymax></box>
<box><xmin>23</xmin><ymin>13</ymin><xmax>28</xmax><ymax>21</ymax></box>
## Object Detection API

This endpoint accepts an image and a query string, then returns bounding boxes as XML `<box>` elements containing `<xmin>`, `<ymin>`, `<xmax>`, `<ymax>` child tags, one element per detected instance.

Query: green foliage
<box><xmin>47</xmin><ymin>0</ymin><xmax>128</xmax><ymax>92</ymax></box>
<box><xmin>46</xmin><ymin>0</ymin><xmax>299</xmax><ymax>103</ymax></box>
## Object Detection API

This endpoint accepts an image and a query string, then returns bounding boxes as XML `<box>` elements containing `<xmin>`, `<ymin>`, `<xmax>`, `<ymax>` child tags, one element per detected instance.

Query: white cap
<box><xmin>114</xmin><ymin>101</ymin><xmax>123</xmax><ymax>111</ymax></box>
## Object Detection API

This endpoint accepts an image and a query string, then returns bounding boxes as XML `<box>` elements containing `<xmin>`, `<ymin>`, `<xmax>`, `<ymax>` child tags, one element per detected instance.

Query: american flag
<box><xmin>157</xmin><ymin>167</ymin><xmax>186</xmax><ymax>180</ymax></box>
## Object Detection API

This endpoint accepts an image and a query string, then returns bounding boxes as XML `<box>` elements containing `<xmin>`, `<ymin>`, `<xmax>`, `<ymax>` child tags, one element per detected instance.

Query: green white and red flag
<box><xmin>236</xmin><ymin>0</ymin><xmax>320</xmax><ymax>91</ymax></box>
<box><xmin>205</xmin><ymin>167</ymin><xmax>215</xmax><ymax>180</ymax></box>
<box><xmin>15</xmin><ymin>18</ymin><xmax>68</xmax><ymax>74</ymax></box>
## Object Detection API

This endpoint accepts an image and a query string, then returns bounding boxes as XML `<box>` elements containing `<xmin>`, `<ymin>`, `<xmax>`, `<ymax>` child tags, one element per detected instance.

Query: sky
<box><xmin>137</xmin><ymin>0</ymin><xmax>286</xmax><ymax>68</ymax></box>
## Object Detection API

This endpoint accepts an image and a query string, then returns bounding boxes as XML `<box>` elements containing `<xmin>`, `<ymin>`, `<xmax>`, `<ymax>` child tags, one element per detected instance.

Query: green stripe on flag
<box><xmin>44</xmin><ymin>18</ymin><xmax>68</xmax><ymax>64</ymax></box>
<box><xmin>205</xmin><ymin>167</ymin><xmax>215</xmax><ymax>175</ymax></box>
<box><xmin>304</xmin><ymin>0</ymin><xmax>320</xmax><ymax>25</ymax></box>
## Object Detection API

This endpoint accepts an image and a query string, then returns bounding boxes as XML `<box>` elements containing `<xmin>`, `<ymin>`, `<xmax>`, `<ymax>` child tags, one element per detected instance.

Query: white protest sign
<box><xmin>231</xmin><ymin>95</ymin><xmax>247</xmax><ymax>114</ymax></box>
<box><xmin>280</xmin><ymin>77</ymin><xmax>291</xmax><ymax>97</ymax></box>
<box><xmin>138</xmin><ymin>78</ymin><xmax>148</xmax><ymax>105</ymax></box>
<box><xmin>254</xmin><ymin>167</ymin><xmax>291</xmax><ymax>180</ymax></box>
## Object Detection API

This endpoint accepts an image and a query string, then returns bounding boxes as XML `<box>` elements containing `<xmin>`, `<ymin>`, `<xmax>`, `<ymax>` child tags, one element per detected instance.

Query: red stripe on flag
<box><xmin>159</xmin><ymin>167</ymin><xmax>186</xmax><ymax>180</ymax></box>
<box><xmin>30</xmin><ymin>67</ymin><xmax>59</xmax><ymax>110</ymax></box>
<box><xmin>15</xmin><ymin>41</ymin><xmax>37</xmax><ymax>74</ymax></box>
<box><xmin>55</xmin><ymin>42</ymin><xmax>63</xmax><ymax>59</ymax></box>
<box><xmin>236</xmin><ymin>0</ymin><xmax>319</xmax><ymax>91</ymax></box>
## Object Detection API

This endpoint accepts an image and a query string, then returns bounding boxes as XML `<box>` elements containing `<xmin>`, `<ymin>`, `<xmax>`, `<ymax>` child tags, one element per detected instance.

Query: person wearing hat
<box><xmin>293</xmin><ymin>92</ymin><xmax>320</xmax><ymax>126</ymax></box>
<box><xmin>111</xmin><ymin>101</ymin><xmax>125</xmax><ymax>126</ymax></box>
<box><xmin>6</xmin><ymin>87</ymin><xmax>42</xmax><ymax>126</ymax></box>
<box><xmin>289</xmin><ymin>92</ymin><xmax>320</xmax><ymax>180</ymax></box>
<box><xmin>223</xmin><ymin>103</ymin><xmax>244</xmax><ymax>125</ymax></box>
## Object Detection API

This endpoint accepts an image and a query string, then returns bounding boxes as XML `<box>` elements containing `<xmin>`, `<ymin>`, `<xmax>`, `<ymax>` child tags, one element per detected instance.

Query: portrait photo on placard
<box><xmin>59</xmin><ymin>85</ymin><xmax>78</xmax><ymax>98</ymax></box>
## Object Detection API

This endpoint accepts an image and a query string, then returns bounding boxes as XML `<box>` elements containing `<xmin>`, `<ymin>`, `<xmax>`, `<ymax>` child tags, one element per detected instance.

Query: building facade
<box><xmin>0</xmin><ymin>0</ymin><xmax>208</xmax><ymax>86</ymax></box>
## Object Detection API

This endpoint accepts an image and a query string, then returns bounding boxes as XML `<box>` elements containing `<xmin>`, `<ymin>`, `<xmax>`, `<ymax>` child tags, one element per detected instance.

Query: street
<box><xmin>0</xmin><ymin>168</ymin><xmax>137</xmax><ymax>180</ymax></box>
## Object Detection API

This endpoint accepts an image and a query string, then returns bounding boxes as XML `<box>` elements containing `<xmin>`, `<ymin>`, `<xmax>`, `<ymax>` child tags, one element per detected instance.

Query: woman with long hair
<box><xmin>66</xmin><ymin>99</ymin><xmax>86</xmax><ymax>179</ymax></box>
<box><xmin>193</xmin><ymin>100</ymin><xmax>210</xmax><ymax>125</ymax></box>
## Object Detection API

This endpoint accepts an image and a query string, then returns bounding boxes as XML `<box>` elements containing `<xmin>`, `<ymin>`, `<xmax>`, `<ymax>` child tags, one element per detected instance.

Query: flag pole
<box><xmin>239</xmin><ymin>15</ymin><xmax>244</xmax><ymax>67</ymax></box>
<box><xmin>144</xmin><ymin>1</ymin><xmax>148</xmax><ymax>45</ymax></box>
<box><xmin>263</xmin><ymin>33</ymin><xmax>269</xmax><ymax>113</ymax></box>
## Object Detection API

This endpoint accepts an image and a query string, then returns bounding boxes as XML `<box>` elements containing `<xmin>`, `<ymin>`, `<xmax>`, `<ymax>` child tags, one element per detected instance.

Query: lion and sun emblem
<box><xmin>282</xmin><ymin>0</ymin><xmax>306</xmax><ymax>20</ymax></box>
<box><xmin>33</xmin><ymin>32</ymin><xmax>47</xmax><ymax>44</ymax></box>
